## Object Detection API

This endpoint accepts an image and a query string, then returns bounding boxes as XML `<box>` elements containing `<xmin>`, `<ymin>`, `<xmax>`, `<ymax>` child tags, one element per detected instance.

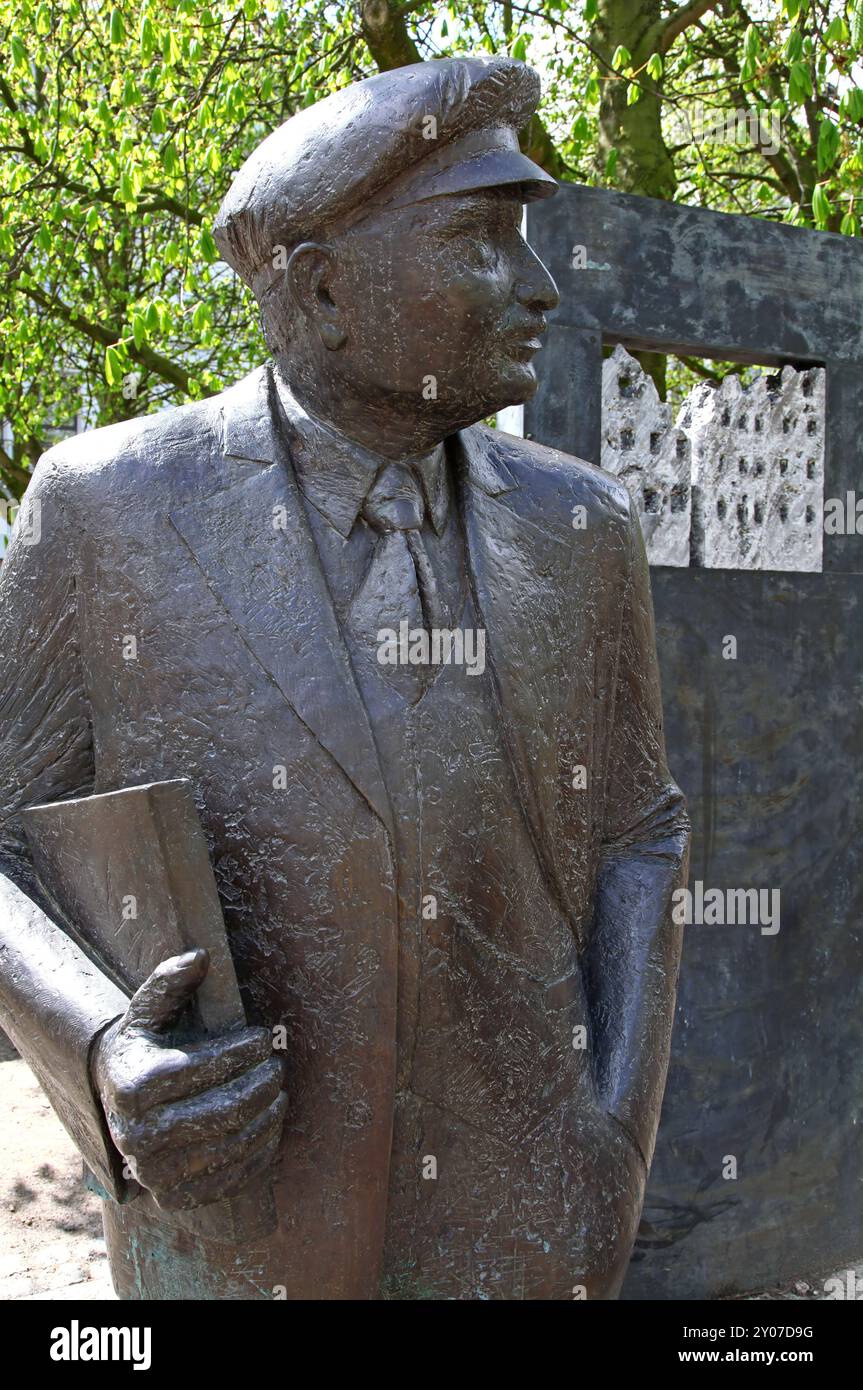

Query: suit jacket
<box><xmin>0</xmin><ymin>363</ymin><xmax>689</xmax><ymax>1299</ymax></box>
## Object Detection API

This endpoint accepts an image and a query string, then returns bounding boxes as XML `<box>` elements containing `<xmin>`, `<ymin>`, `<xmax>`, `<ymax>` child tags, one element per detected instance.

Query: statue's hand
<box><xmin>92</xmin><ymin>949</ymin><xmax>286</xmax><ymax>1212</ymax></box>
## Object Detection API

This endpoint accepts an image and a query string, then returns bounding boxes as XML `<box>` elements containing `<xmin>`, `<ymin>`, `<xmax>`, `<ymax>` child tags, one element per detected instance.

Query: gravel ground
<box><xmin>0</xmin><ymin>1044</ymin><xmax>116</xmax><ymax>1300</ymax></box>
<box><xmin>0</xmin><ymin>1048</ymin><xmax>858</xmax><ymax>1302</ymax></box>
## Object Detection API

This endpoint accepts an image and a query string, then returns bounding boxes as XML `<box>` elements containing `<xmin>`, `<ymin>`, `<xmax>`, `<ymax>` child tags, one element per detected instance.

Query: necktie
<box><xmin>348</xmin><ymin>461</ymin><xmax>446</xmax><ymax>700</ymax></box>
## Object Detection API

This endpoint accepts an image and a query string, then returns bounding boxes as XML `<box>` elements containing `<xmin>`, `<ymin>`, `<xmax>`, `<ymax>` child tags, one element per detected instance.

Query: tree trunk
<box><xmin>592</xmin><ymin>0</ymin><xmax>676</xmax><ymax>395</ymax></box>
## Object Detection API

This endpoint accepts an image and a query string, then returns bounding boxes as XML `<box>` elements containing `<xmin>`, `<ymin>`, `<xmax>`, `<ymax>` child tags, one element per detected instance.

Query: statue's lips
<box><xmin>501</xmin><ymin>320</ymin><xmax>547</xmax><ymax>360</ymax></box>
<box><xmin>504</xmin><ymin>332</ymin><xmax>546</xmax><ymax>361</ymax></box>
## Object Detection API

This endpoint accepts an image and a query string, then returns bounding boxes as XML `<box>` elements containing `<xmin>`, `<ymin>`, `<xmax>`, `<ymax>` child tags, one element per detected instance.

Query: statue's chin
<box><xmin>492</xmin><ymin>360</ymin><xmax>539</xmax><ymax>412</ymax></box>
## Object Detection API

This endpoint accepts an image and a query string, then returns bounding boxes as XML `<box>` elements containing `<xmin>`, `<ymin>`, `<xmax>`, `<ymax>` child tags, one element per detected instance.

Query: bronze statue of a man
<box><xmin>0</xmin><ymin>56</ymin><xmax>688</xmax><ymax>1300</ymax></box>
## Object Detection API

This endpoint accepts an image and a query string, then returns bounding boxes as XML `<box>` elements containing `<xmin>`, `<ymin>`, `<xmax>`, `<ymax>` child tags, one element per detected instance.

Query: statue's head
<box><xmin>213</xmin><ymin>57</ymin><xmax>560</xmax><ymax>453</ymax></box>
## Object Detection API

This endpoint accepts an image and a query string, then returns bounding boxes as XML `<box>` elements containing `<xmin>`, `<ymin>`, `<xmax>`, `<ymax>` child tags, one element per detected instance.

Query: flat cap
<box><xmin>213</xmin><ymin>56</ymin><xmax>556</xmax><ymax>293</ymax></box>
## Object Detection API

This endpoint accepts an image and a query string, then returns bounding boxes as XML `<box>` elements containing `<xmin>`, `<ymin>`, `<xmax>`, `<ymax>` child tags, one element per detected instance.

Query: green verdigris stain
<box><xmin>379</xmin><ymin>1264</ymin><xmax>442</xmax><ymax>1301</ymax></box>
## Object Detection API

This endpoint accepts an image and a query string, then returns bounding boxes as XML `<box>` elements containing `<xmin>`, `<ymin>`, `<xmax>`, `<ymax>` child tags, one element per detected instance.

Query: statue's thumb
<box><xmin>124</xmin><ymin>949</ymin><xmax>210</xmax><ymax>1034</ymax></box>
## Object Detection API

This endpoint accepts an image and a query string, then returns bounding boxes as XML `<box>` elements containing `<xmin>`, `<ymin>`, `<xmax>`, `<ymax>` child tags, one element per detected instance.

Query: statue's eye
<box><xmin>458</xmin><ymin>237</ymin><xmax>493</xmax><ymax>267</ymax></box>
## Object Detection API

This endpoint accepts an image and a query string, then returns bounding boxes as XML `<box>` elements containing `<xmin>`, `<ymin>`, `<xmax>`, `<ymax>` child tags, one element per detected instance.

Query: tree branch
<box><xmin>659</xmin><ymin>0</ymin><xmax>719</xmax><ymax>53</ymax></box>
<box><xmin>9</xmin><ymin>280</ymin><xmax>193</xmax><ymax>393</ymax></box>
<box><xmin>360</xmin><ymin>0</ymin><xmax>421</xmax><ymax>70</ymax></box>
<box><xmin>0</xmin><ymin>440</ymin><xmax>34</xmax><ymax>494</ymax></box>
<box><xmin>520</xmin><ymin>113</ymin><xmax>571</xmax><ymax>180</ymax></box>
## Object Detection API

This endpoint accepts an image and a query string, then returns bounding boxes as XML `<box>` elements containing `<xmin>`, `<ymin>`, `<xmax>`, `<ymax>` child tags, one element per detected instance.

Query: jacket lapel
<box><xmin>170</xmin><ymin>366</ymin><xmax>394</xmax><ymax>840</ymax></box>
<box><xmin>456</xmin><ymin>425</ymin><xmax>591</xmax><ymax>945</ymax></box>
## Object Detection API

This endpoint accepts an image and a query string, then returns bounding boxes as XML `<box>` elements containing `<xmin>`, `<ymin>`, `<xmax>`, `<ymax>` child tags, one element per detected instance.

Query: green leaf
<box><xmin>584</xmin><ymin>0</ymin><xmax>597</xmax><ymax>21</ymax></box>
<box><xmin>586</xmin><ymin>75</ymin><xmax>600</xmax><ymax>105</ymax></box>
<box><xmin>192</xmin><ymin>301</ymin><xmax>213</xmax><ymax>332</ymax></box>
<box><xmin>812</xmin><ymin>183</ymin><xmax>832</xmax><ymax>226</ymax></box>
<box><xmin>852</xmin><ymin>0</ymin><xmax>863</xmax><ymax>49</ymax></box>
<box><xmin>646</xmin><ymin>53</ymin><xmax>663</xmax><ymax>81</ymax></box>
<box><xmin>626</xmin><ymin>81</ymin><xmax>641</xmax><ymax>106</ymax></box>
<box><xmin>105</xmin><ymin>345</ymin><xmax>123</xmax><ymax>386</ymax></box>
<box><xmin>512</xmin><ymin>35</ymin><xmax>528</xmax><ymax>62</ymax></box>
<box><xmin>151</xmin><ymin>107</ymin><xmax>167</xmax><ymax>135</ymax></box>
<box><xmin>199</xmin><ymin>228</ymin><xmax>219</xmax><ymax>263</ymax></box>
<box><xmin>611</xmin><ymin>45</ymin><xmax>631</xmax><ymax>71</ymax></box>
<box><xmin>783</xmin><ymin>30</ymin><xmax>803</xmax><ymax>62</ymax></box>
<box><xmin>842</xmin><ymin>88</ymin><xmax>863</xmax><ymax>121</ymax></box>
<box><xmin>109</xmin><ymin>9</ymin><xmax>125</xmax><ymax>45</ymax></box>
<box><xmin>163</xmin><ymin>30</ymin><xmax>181</xmax><ymax>65</ymax></box>
<box><xmin>605</xmin><ymin>148</ymin><xmax>618</xmax><ymax>179</ymax></box>
<box><xmin>824</xmin><ymin>16</ymin><xmax>848</xmax><ymax>43</ymax></box>
<box><xmin>743</xmin><ymin>24</ymin><xmax>759</xmax><ymax>60</ymax></box>
<box><xmin>132</xmin><ymin>313</ymin><xmax>146</xmax><ymax>351</ymax></box>
<box><xmin>144</xmin><ymin>303</ymin><xmax>160</xmax><ymax>333</ymax></box>
<box><xmin>35</xmin><ymin>4</ymin><xmax>52</xmax><ymax>36</ymax></box>
<box><xmin>10</xmin><ymin>34</ymin><xmax>26</xmax><ymax>69</ymax></box>
<box><xmin>817</xmin><ymin>118</ymin><xmax>840</xmax><ymax>173</ymax></box>
<box><xmin>788</xmin><ymin>61</ymin><xmax>812</xmax><ymax>102</ymax></box>
<box><xmin>840</xmin><ymin>210</ymin><xmax>859</xmax><ymax>235</ymax></box>
<box><xmin>140</xmin><ymin>15</ymin><xmax>155</xmax><ymax>55</ymax></box>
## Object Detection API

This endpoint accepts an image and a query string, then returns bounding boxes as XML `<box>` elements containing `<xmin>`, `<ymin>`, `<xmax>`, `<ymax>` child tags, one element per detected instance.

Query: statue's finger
<box><xmin>123</xmin><ymin>950</ymin><xmax>210</xmax><ymax>1034</ymax></box>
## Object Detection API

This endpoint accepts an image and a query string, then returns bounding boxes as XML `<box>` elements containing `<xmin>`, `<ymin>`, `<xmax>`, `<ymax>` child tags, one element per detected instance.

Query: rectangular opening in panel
<box><xmin>600</xmin><ymin>346</ymin><xmax>824</xmax><ymax>572</ymax></box>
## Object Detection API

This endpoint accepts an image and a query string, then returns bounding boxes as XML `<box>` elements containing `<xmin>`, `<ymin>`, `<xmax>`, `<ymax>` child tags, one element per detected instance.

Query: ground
<box><xmin>0</xmin><ymin>1039</ymin><xmax>115</xmax><ymax>1301</ymax></box>
<box><xmin>0</xmin><ymin>1044</ymin><xmax>858</xmax><ymax>1301</ymax></box>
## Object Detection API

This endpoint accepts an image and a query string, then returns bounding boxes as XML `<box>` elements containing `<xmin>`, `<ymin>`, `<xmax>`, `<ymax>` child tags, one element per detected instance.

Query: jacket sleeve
<box><xmin>0</xmin><ymin>456</ymin><xmax>130</xmax><ymax>1199</ymax></box>
<box><xmin>585</xmin><ymin>499</ymin><xmax>690</xmax><ymax>1171</ymax></box>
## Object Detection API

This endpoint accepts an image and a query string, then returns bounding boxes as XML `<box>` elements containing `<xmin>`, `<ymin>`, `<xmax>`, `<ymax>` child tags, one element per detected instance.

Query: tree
<box><xmin>0</xmin><ymin>0</ymin><xmax>359</xmax><ymax>494</ymax></box>
<box><xmin>1</xmin><ymin>0</ymin><xmax>860</xmax><ymax>497</ymax></box>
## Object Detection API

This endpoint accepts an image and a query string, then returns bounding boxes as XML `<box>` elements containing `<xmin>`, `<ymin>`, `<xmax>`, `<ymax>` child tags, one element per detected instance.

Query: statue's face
<box><xmin>325</xmin><ymin>187</ymin><xmax>559</xmax><ymax>428</ymax></box>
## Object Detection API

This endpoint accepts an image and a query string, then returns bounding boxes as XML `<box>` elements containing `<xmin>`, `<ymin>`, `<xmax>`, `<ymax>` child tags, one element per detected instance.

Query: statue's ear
<box><xmin>286</xmin><ymin>242</ymin><xmax>346</xmax><ymax>350</ymax></box>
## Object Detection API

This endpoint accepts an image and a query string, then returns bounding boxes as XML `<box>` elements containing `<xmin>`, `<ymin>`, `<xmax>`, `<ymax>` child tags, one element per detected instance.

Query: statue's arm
<box><xmin>584</xmin><ymin>502</ymin><xmax>691</xmax><ymax>1171</ymax></box>
<box><xmin>0</xmin><ymin>457</ymin><xmax>130</xmax><ymax>1199</ymax></box>
<box><xmin>1</xmin><ymin>458</ymin><xmax>286</xmax><ymax>1213</ymax></box>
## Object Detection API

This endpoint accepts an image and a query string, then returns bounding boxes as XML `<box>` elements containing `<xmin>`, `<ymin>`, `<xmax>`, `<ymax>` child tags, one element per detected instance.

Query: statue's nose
<box><xmin>515</xmin><ymin>259</ymin><xmax>560</xmax><ymax>312</ymax></box>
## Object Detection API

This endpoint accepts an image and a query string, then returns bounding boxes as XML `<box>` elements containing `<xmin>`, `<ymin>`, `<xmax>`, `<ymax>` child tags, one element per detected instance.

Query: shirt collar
<box><xmin>274</xmin><ymin>369</ymin><xmax>449</xmax><ymax>540</ymax></box>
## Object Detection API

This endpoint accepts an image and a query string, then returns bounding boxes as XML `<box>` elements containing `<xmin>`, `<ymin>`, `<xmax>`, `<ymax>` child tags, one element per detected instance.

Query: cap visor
<box><xmin>384</xmin><ymin>148</ymin><xmax>558</xmax><ymax>209</ymax></box>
